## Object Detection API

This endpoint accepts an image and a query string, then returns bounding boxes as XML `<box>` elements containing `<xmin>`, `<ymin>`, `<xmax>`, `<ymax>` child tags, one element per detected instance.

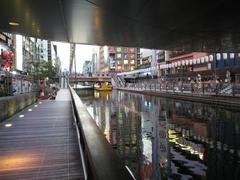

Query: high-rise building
<box><xmin>115</xmin><ymin>47</ymin><xmax>137</xmax><ymax>72</ymax></box>
<box><xmin>99</xmin><ymin>46</ymin><xmax>109</xmax><ymax>73</ymax></box>
<box><xmin>82</xmin><ymin>60</ymin><xmax>92</xmax><ymax>75</ymax></box>
<box><xmin>99</xmin><ymin>46</ymin><xmax>137</xmax><ymax>73</ymax></box>
<box><xmin>38</xmin><ymin>39</ymin><xmax>48</xmax><ymax>61</ymax></box>
<box><xmin>52</xmin><ymin>44</ymin><xmax>61</xmax><ymax>75</ymax></box>
<box><xmin>22</xmin><ymin>37</ymin><xmax>34</xmax><ymax>72</ymax></box>
<box><xmin>91</xmin><ymin>47</ymin><xmax>99</xmax><ymax>75</ymax></box>
<box><xmin>22</xmin><ymin>37</ymin><xmax>49</xmax><ymax>73</ymax></box>
<box><xmin>136</xmin><ymin>48</ymin><xmax>141</xmax><ymax>67</ymax></box>
<box><xmin>92</xmin><ymin>52</ymin><xmax>97</xmax><ymax>74</ymax></box>
<box><xmin>47</xmin><ymin>41</ymin><xmax>52</xmax><ymax>62</ymax></box>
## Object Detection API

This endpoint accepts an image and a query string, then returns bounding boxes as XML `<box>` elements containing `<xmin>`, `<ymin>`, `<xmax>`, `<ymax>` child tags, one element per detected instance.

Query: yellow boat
<box><xmin>94</xmin><ymin>82</ymin><xmax>112</xmax><ymax>91</ymax></box>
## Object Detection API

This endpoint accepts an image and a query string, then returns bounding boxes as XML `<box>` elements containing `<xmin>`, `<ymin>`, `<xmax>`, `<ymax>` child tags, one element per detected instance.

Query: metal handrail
<box><xmin>70</xmin><ymin>101</ymin><xmax>88</xmax><ymax>180</ymax></box>
<box><xmin>69</xmin><ymin>86</ymin><xmax>133</xmax><ymax>180</ymax></box>
<box><xmin>120</xmin><ymin>82</ymin><xmax>240</xmax><ymax>96</ymax></box>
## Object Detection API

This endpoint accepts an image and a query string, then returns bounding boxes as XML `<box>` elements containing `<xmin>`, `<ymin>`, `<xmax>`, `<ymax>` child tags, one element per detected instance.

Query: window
<box><xmin>130</xmin><ymin>60</ymin><xmax>135</xmax><ymax>64</ymax></box>
<box><xmin>116</xmin><ymin>47</ymin><xmax>122</xmax><ymax>52</ymax></box>
<box><xmin>130</xmin><ymin>54</ymin><xmax>135</xmax><ymax>59</ymax></box>
<box><xmin>124</xmin><ymin>60</ymin><xmax>128</xmax><ymax>64</ymax></box>
<box><xmin>117</xmin><ymin>53</ymin><xmax>122</xmax><ymax>59</ymax></box>
<box><xmin>129</xmin><ymin>48</ymin><xmax>135</xmax><ymax>53</ymax></box>
<box><xmin>124</xmin><ymin>65</ymin><xmax>129</xmax><ymax>70</ymax></box>
<box><xmin>117</xmin><ymin>66</ymin><xmax>122</xmax><ymax>70</ymax></box>
<box><xmin>124</xmin><ymin>53</ymin><xmax>128</xmax><ymax>59</ymax></box>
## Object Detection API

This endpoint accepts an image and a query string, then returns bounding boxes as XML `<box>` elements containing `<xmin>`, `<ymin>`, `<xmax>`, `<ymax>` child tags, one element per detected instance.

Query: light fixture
<box><xmin>11</xmin><ymin>70</ymin><xmax>17</xmax><ymax>75</ymax></box>
<box><xmin>19</xmin><ymin>115</ymin><xmax>24</xmax><ymax>118</ymax></box>
<box><xmin>216</xmin><ymin>53</ymin><xmax>221</xmax><ymax>61</ymax></box>
<box><xmin>230</xmin><ymin>53</ymin><xmax>235</xmax><ymax>59</ymax></box>
<box><xmin>28</xmin><ymin>109</ymin><xmax>32</xmax><ymax>112</ymax></box>
<box><xmin>34</xmin><ymin>105</ymin><xmax>38</xmax><ymax>107</ymax></box>
<box><xmin>223</xmin><ymin>53</ymin><xmax>227</xmax><ymax>59</ymax></box>
<box><xmin>5</xmin><ymin>123</ymin><xmax>12</xmax><ymax>127</ymax></box>
<box><xmin>9</xmin><ymin>21</ymin><xmax>20</xmax><ymax>26</ymax></box>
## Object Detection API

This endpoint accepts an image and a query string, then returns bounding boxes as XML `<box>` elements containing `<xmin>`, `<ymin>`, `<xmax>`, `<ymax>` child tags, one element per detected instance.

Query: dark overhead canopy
<box><xmin>0</xmin><ymin>0</ymin><xmax>240</xmax><ymax>52</ymax></box>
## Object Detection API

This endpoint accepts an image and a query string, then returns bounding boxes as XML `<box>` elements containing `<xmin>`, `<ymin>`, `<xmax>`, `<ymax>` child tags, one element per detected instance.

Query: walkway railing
<box><xmin>121</xmin><ymin>82</ymin><xmax>240</xmax><ymax>96</ymax></box>
<box><xmin>69</xmin><ymin>86</ymin><xmax>134</xmax><ymax>180</ymax></box>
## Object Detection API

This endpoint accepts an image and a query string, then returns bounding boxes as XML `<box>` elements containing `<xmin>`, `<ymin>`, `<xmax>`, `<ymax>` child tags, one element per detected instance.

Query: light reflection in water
<box><xmin>78</xmin><ymin>89</ymin><xmax>240</xmax><ymax>180</ymax></box>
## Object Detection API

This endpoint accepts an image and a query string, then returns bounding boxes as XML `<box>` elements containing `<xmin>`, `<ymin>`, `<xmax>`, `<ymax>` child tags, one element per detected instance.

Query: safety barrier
<box><xmin>0</xmin><ymin>92</ymin><xmax>37</xmax><ymax>122</ymax></box>
<box><xmin>69</xmin><ymin>86</ymin><xmax>134</xmax><ymax>180</ymax></box>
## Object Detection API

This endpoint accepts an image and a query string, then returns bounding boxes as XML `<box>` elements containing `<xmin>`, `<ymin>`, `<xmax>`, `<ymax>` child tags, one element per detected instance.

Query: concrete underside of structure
<box><xmin>0</xmin><ymin>0</ymin><xmax>240</xmax><ymax>51</ymax></box>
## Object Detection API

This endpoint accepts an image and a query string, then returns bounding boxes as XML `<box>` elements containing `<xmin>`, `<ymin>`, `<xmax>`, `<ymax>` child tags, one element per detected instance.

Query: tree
<box><xmin>29</xmin><ymin>60</ymin><xmax>58</xmax><ymax>83</ymax></box>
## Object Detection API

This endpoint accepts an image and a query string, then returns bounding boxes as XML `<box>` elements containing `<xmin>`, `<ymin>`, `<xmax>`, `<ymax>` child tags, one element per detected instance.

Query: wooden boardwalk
<box><xmin>0</xmin><ymin>89</ymin><xmax>84</xmax><ymax>180</ymax></box>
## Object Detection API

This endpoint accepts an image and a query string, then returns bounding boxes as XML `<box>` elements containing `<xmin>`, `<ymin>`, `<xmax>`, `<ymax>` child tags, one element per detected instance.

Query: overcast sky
<box><xmin>53</xmin><ymin>42</ymin><xmax>99</xmax><ymax>73</ymax></box>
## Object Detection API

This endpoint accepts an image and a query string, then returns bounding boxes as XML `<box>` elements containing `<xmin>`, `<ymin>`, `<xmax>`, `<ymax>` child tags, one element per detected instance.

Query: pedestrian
<box><xmin>40</xmin><ymin>89</ymin><xmax>45</xmax><ymax>100</ymax></box>
<box><xmin>215</xmin><ymin>79</ymin><xmax>220</xmax><ymax>95</ymax></box>
<box><xmin>49</xmin><ymin>86</ymin><xmax>57</xmax><ymax>100</ymax></box>
<box><xmin>190</xmin><ymin>79</ymin><xmax>194</xmax><ymax>94</ymax></box>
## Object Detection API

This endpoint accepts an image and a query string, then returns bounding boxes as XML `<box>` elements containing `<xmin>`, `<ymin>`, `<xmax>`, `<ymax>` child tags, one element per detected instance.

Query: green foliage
<box><xmin>28</xmin><ymin>60</ymin><xmax>58</xmax><ymax>82</ymax></box>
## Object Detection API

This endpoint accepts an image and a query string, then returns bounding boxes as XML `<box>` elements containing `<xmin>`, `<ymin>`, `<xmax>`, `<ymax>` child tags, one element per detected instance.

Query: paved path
<box><xmin>0</xmin><ymin>89</ymin><xmax>84</xmax><ymax>180</ymax></box>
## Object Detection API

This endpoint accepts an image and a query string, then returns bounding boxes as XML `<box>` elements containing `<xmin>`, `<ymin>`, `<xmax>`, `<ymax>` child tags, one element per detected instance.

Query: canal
<box><xmin>76</xmin><ymin>89</ymin><xmax>240</xmax><ymax>180</ymax></box>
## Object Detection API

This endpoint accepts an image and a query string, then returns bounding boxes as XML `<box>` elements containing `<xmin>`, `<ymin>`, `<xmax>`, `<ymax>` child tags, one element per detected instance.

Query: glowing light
<box><xmin>19</xmin><ymin>115</ymin><xmax>24</xmax><ymax>118</ymax></box>
<box><xmin>9</xmin><ymin>21</ymin><xmax>20</xmax><ymax>26</ymax></box>
<box><xmin>39</xmin><ymin>102</ymin><xmax>42</xmax><ymax>104</ymax></box>
<box><xmin>11</xmin><ymin>71</ymin><xmax>17</xmax><ymax>75</ymax></box>
<box><xmin>199</xmin><ymin>153</ymin><xmax>204</xmax><ymax>160</ymax></box>
<box><xmin>229</xmin><ymin>149</ymin><xmax>234</xmax><ymax>154</ymax></box>
<box><xmin>28</xmin><ymin>109</ymin><xmax>32</xmax><ymax>112</ymax></box>
<box><xmin>34</xmin><ymin>105</ymin><xmax>38</xmax><ymax>107</ymax></box>
<box><xmin>16</xmin><ymin>35</ymin><xmax>23</xmax><ymax>70</ymax></box>
<box><xmin>0</xmin><ymin>154</ymin><xmax>40</xmax><ymax>171</ymax></box>
<box><xmin>5</xmin><ymin>123</ymin><xmax>12</xmax><ymax>127</ymax></box>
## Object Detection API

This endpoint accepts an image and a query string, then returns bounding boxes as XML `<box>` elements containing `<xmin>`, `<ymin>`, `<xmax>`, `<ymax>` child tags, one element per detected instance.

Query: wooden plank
<box><xmin>0</xmin><ymin>89</ymin><xmax>84</xmax><ymax>180</ymax></box>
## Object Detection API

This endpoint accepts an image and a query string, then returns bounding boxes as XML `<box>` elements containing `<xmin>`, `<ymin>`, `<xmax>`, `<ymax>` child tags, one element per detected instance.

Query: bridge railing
<box><xmin>69</xmin><ymin>86</ymin><xmax>134</xmax><ymax>180</ymax></box>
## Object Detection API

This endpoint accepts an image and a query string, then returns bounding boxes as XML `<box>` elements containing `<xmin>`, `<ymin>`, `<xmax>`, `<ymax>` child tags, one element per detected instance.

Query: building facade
<box><xmin>52</xmin><ymin>44</ymin><xmax>61</xmax><ymax>76</ymax></box>
<box><xmin>22</xmin><ymin>37</ymin><xmax>49</xmax><ymax>73</ymax></box>
<box><xmin>0</xmin><ymin>32</ymin><xmax>15</xmax><ymax>71</ymax></box>
<box><xmin>98</xmin><ymin>46</ymin><xmax>138</xmax><ymax>73</ymax></box>
<box><xmin>159</xmin><ymin>52</ymin><xmax>210</xmax><ymax>79</ymax></box>
<box><xmin>82</xmin><ymin>60</ymin><xmax>92</xmax><ymax>75</ymax></box>
<box><xmin>115</xmin><ymin>47</ymin><xmax>137</xmax><ymax>72</ymax></box>
<box><xmin>155</xmin><ymin>52</ymin><xmax>240</xmax><ymax>83</ymax></box>
<box><xmin>91</xmin><ymin>47</ymin><xmax>98</xmax><ymax>75</ymax></box>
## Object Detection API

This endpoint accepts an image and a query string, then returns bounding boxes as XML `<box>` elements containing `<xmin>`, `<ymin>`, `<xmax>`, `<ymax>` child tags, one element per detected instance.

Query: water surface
<box><xmin>77</xmin><ymin>89</ymin><xmax>240</xmax><ymax>180</ymax></box>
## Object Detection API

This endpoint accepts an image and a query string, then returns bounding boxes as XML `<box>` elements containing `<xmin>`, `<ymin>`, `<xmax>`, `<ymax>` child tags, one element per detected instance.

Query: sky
<box><xmin>53</xmin><ymin>42</ymin><xmax>98</xmax><ymax>73</ymax></box>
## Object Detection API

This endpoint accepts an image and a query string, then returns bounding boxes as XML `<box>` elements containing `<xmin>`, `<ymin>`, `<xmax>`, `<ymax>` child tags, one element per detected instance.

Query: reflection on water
<box><xmin>78</xmin><ymin>90</ymin><xmax>240</xmax><ymax>180</ymax></box>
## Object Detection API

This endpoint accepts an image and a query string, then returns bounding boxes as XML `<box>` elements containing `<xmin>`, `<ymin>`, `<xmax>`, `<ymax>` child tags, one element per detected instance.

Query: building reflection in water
<box><xmin>78</xmin><ymin>89</ymin><xmax>240</xmax><ymax>180</ymax></box>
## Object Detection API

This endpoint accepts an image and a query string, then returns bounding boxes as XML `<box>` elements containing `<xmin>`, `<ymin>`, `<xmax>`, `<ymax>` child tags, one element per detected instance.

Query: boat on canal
<box><xmin>94</xmin><ymin>82</ymin><xmax>112</xmax><ymax>91</ymax></box>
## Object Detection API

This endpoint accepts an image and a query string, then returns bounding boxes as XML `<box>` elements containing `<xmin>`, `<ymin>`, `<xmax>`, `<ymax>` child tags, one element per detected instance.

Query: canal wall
<box><xmin>116</xmin><ymin>88</ymin><xmax>240</xmax><ymax>110</ymax></box>
<box><xmin>0</xmin><ymin>93</ymin><xmax>37</xmax><ymax>122</ymax></box>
